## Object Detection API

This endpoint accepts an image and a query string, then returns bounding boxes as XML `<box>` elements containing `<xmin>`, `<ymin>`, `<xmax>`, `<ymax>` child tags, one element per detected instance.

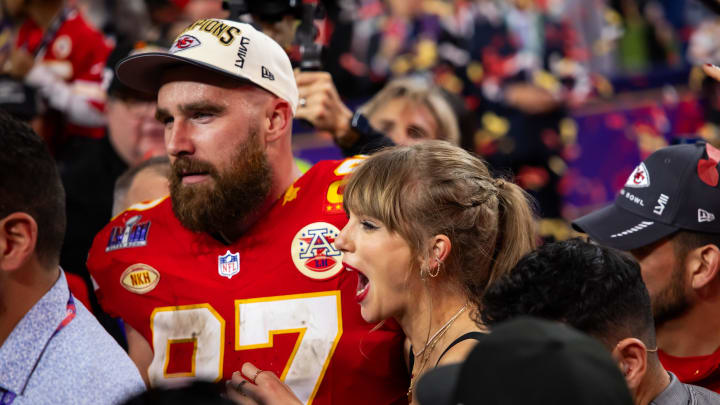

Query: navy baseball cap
<box><xmin>416</xmin><ymin>317</ymin><xmax>633</xmax><ymax>405</ymax></box>
<box><xmin>572</xmin><ymin>142</ymin><xmax>720</xmax><ymax>251</ymax></box>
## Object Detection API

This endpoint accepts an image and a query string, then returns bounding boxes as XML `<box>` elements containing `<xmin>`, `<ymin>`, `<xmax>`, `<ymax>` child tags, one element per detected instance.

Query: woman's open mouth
<box><xmin>344</xmin><ymin>263</ymin><xmax>370</xmax><ymax>303</ymax></box>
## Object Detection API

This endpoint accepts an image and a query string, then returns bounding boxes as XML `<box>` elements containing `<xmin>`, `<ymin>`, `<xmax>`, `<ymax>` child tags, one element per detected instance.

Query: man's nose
<box><xmin>165</xmin><ymin>120</ymin><xmax>194</xmax><ymax>157</ymax></box>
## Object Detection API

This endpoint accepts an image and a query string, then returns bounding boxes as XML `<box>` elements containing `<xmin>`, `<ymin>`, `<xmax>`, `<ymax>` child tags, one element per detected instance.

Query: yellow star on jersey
<box><xmin>282</xmin><ymin>184</ymin><xmax>300</xmax><ymax>206</ymax></box>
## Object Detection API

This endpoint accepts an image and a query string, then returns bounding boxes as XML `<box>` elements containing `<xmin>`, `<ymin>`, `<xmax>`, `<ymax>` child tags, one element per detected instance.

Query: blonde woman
<box><xmin>228</xmin><ymin>141</ymin><xmax>537</xmax><ymax>404</ymax></box>
<box><xmin>294</xmin><ymin>72</ymin><xmax>461</xmax><ymax>155</ymax></box>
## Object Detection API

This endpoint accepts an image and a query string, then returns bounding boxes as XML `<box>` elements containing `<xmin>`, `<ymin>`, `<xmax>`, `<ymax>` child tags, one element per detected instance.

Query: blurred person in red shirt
<box><xmin>4</xmin><ymin>0</ymin><xmax>112</xmax><ymax>153</ymax></box>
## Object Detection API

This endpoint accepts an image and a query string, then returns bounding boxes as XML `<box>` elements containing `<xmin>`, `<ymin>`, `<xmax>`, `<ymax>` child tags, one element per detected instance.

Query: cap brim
<box><xmin>572</xmin><ymin>203</ymin><xmax>678</xmax><ymax>251</ymax></box>
<box><xmin>116</xmin><ymin>52</ymin><xmax>251</xmax><ymax>96</ymax></box>
<box><xmin>415</xmin><ymin>363</ymin><xmax>461</xmax><ymax>405</ymax></box>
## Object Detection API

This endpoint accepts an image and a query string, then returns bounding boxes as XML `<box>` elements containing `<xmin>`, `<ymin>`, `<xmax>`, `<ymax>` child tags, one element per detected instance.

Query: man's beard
<box><xmin>652</xmin><ymin>260</ymin><xmax>691</xmax><ymax>326</ymax></box>
<box><xmin>169</xmin><ymin>128</ymin><xmax>272</xmax><ymax>235</ymax></box>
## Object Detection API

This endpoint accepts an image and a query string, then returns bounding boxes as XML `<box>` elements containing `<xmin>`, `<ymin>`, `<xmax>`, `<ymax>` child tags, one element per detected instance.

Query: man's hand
<box><xmin>7</xmin><ymin>48</ymin><xmax>35</xmax><ymax>79</ymax></box>
<box><xmin>704</xmin><ymin>64</ymin><xmax>720</xmax><ymax>82</ymax></box>
<box><xmin>294</xmin><ymin>70</ymin><xmax>354</xmax><ymax>143</ymax></box>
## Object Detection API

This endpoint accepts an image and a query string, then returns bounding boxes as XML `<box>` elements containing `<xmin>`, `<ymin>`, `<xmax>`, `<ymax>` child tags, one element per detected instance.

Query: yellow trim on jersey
<box><xmin>282</xmin><ymin>183</ymin><xmax>301</xmax><ymax>206</ymax></box>
<box><xmin>162</xmin><ymin>337</ymin><xmax>198</xmax><ymax>378</ymax></box>
<box><xmin>110</xmin><ymin>195</ymin><xmax>170</xmax><ymax>221</ymax></box>
<box><xmin>326</xmin><ymin>180</ymin><xmax>345</xmax><ymax>204</ymax></box>
<box><xmin>333</xmin><ymin>156</ymin><xmax>366</xmax><ymax>176</ymax></box>
<box><xmin>150</xmin><ymin>303</ymin><xmax>226</xmax><ymax>382</ymax></box>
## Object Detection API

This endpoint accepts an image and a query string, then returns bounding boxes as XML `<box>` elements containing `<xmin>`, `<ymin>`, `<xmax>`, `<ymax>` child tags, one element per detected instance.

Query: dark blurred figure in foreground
<box><xmin>122</xmin><ymin>381</ymin><xmax>231</xmax><ymax>405</ymax></box>
<box><xmin>416</xmin><ymin>317</ymin><xmax>634</xmax><ymax>405</ymax></box>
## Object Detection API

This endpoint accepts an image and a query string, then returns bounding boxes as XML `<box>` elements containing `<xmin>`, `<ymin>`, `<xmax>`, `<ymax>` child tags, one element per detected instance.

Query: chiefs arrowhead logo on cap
<box><xmin>625</xmin><ymin>163</ymin><xmax>650</xmax><ymax>188</ymax></box>
<box><xmin>170</xmin><ymin>35</ymin><xmax>201</xmax><ymax>53</ymax></box>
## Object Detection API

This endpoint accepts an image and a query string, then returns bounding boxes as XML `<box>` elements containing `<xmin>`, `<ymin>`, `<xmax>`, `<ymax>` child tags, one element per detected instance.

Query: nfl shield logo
<box><xmin>218</xmin><ymin>250</ymin><xmax>240</xmax><ymax>279</ymax></box>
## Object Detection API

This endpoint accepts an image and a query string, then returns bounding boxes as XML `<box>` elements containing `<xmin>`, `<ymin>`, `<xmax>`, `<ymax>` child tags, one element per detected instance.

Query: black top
<box><xmin>409</xmin><ymin>331</ymin><xmax>486</xmax><ymax>374</ymax></box>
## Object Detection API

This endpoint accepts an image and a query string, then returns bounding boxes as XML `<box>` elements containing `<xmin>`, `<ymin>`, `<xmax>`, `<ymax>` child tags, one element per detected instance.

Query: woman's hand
<box><xmin>226</xmin><ymin>362</ymin><xmax>303</xmax><ymax>405</ymax></box>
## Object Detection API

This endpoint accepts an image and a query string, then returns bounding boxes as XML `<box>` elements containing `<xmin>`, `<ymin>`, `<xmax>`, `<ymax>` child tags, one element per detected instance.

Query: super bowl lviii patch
<box><xmin>106</xmin><ymin>215</ymin><xmax>150</xmax><ymax>252</ymax></box>
<box><xmin>291</xmin><ymin>222</ymin><xmax>343</xmax><ymax>280</ymax></box>
<box><xmin>120</xmin><ymin>263</ymin><xmax>160</xmax><ymax>294</ymax></box>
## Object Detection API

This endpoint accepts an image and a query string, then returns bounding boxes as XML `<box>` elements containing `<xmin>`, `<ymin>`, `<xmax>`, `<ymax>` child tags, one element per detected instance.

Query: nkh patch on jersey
<box><xmin>218</xmin><ymin>250</ymin><xmax>240</xmax><ymax>279</ymax></box>
<box><xmin>291</xmin><ymin>222</ymin><xmax>343</xmax><ymax>280</ymax></box>
<box><xmin>120</xmin><ymin>263</ymin><xmax>160</xmax><ymax>294</ymax></box>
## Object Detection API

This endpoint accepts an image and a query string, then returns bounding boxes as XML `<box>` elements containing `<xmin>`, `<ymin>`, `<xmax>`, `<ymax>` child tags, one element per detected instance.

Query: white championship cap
<box><xmin>115</xmin><ymin>19</ymin><xmax>299</xmax><ymax>114</ymax></box>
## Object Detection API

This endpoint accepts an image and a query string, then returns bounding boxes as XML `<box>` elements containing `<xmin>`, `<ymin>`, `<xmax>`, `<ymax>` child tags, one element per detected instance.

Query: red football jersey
<box><xmin>16</xmin><ymin>8</ymin><xmax>111</xmax><ymax>140</ymax></box>
<box><xmin>87</xmin><ymin>158</ymin><xmax>409</xmax><ymax>404</ymax></box>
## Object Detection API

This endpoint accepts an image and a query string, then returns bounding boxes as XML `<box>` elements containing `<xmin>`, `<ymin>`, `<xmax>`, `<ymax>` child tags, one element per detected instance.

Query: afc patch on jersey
<box><xmin>120</xmin><ymin>263</ymin><xmax>160</xmax><ymax>294</ymax></box>
<box><xmin>106</xmin><ymin>215</ymin><xmax>151</xmax><ymax>252</ymax></box>
<box><xmin>291</xmin><ymin>222</ymin><xmax>344</xmax><ymax>280</ymax></box>
<box><xmin>218</xmin><ymin>250</ymin><xmax>240</xmax><ymax>279</ymax></box>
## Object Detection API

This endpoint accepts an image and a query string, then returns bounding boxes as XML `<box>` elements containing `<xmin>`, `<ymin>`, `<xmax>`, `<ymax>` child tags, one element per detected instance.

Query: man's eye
<box><xmin>193</xmin><ymin>112</ymin><xmax>212</xmax><ymax>120</ymax></box>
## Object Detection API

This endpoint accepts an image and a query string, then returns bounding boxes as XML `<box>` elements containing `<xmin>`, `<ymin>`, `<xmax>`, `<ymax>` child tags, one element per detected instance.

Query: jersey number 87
<box><xmin>147</xmin><ymin>291</ymin><xmax>342</xmax><ymax>404</ymax></box>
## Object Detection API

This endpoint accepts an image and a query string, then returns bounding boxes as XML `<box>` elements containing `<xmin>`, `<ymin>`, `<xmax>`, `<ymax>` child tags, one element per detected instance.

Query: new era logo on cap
<box><xmin>170</xmin><ymin>35</ymin><xmax>201</xmax><ymax>53</ymax></box>
<box><xmin>625</xmin><ymin>163</ymin><xmax>650</xmax><ymax>188</ymax></box>
<box><xmin>261</xmin><ymin>66</ymin><xmax>275</xmax><ymax>81</ymax></box>
<box><xmin>699</xmin><ymin>209</ymin><xmax>715</xmax><ymax>223</ymax></box>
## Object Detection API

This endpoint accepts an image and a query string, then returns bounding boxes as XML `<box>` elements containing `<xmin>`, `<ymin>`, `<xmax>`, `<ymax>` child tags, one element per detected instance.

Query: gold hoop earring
<box><xmin>428</xmin><ymin>258</ymin><xmax>442</xmax><ymax>278</ymax></box>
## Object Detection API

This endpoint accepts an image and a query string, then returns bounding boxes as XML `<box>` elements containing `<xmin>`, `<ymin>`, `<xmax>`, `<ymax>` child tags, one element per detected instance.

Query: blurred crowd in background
<box><xmin>2</xmin><ymin>0</ymin><xmax>720</xmax><ymax>286</ymax></box>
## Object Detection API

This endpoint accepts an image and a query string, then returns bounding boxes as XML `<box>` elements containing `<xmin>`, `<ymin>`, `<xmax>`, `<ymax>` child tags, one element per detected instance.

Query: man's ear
<box><xmin>264</xmin><ymin>98</ymin><xmax>292</xmax><ymax>144</ymax></box>
<box><xmin>611</xmin><ymin>338</ymin><xmax>647</xmax><ymax>392</ymax></box>
<box><xmin>0</xmin><ymin>213</ymin><xmax>38</xmax><ymax>272</ymax></box>
<box><xmin>685</xmin><ymin>244</ymin><xmax>720</xmax><ymax>290</ymax></box>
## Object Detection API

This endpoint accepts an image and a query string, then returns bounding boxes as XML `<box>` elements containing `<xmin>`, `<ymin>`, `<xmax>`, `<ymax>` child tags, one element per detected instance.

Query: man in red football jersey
<box><xmin>5</xmin><ymin>0</ymin><xmax>111</xmax><ymax>147</ymax></box>
<box><xmin>87</xmin><ymin>18</ymin><xmax>408</xmax><ymax>404</ymax></box>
